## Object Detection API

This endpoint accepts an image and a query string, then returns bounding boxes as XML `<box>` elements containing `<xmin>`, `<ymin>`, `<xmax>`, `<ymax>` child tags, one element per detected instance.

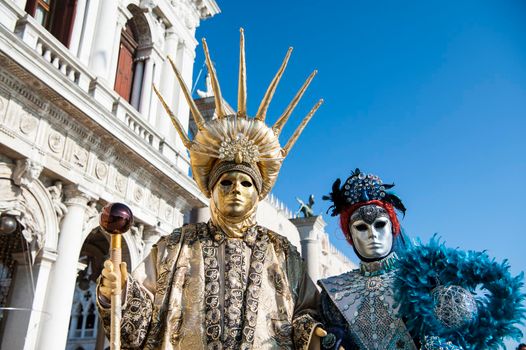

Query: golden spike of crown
<box><xmin>202</xmin><ymin>38</ymin><xmax>226</xmax><ymax>119</ymax></box>
<box><xmin>152</xmin><ymin>84</ymin><xmax>193</xmax><ymax>149</ymax></box>
<box><xmin>238</xmin><ymin>28</ymin><xmax>247</xmax><ymax>119</ymax></box>
<box><xmin>154</xmin><ymin>30</ymin><xmax>323</xmax><ymax>199</ymax></box>
<box><xmin>166</xmin><ymin>55</ymin><xmax>206</xmax><ymax>131</ymax></box>
<box><xmin>255</xmin><ymin>47</ymin><xmax>293</xmax><ymax>121</ymax></box>
<box><xmin>282</xmin><ymin>99</ymin><xmax>324</xmax><ymax>156</ymax></box>
<box><xmin>273</xmin><ymin>69</ymin><xmax>317</xmax><ymax>135</ymax></box>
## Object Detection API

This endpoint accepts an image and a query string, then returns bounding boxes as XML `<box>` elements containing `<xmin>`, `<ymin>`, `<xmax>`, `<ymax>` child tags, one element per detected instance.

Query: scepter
<box><xmin>100</xmin><ymin>203</ymin><xmax>133</xmax><ymax>350</ymax></box>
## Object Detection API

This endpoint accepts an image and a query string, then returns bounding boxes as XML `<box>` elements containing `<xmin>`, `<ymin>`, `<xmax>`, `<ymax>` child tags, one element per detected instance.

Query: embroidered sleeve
<box><xmin>293</xmin><ymin>313</ymin><xmax>322</xmax><ymax>350</ymax></box>
<box><xmin>97</xmin><ymin>276</ymin><xmax>154</xmax><ymax>348</ymax></box>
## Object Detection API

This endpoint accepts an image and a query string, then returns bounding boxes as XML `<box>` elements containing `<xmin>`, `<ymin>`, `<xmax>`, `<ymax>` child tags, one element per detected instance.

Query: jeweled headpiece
<box><xmin>323</xmin><ymin>168</ymin><xmax>406</xmax><ymax>239</ymax></box>
<box><xmin>323</xmin><ymin>168</ymin><xmax>406</xmax><ymax>216</ymax></box>
<box><xmin>154</xmin><ymin>29</ymin><xmax>322</xmax><ymax>199</ymax></box>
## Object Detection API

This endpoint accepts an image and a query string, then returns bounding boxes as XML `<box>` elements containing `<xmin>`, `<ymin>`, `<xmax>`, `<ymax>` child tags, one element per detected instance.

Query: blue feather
<box><xmin>394</xmin><ymin>236</ymin><xmax>526</xmax><ymax>349</ymax></box>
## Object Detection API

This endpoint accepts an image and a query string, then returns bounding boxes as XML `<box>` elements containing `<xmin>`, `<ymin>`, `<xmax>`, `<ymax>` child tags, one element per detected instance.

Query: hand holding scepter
<box><xmin>99</xmin><ymin>203</ymin><xmax>133</xmax><ymax>350</ymax></box>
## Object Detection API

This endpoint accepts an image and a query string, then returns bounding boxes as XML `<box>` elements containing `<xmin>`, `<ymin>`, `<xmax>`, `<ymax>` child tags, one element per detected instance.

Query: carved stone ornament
<box><xmin>148</xmin><ymin>192</ymin><xmax>159</xmax><ymax>212</ymax></box>
<box><xmin>63</xmin><ymin>185</ymin><xmax>92</xmax><ymax>207</ymax></box>
<box><xmin>48</xmin><ymin>131</ymin><xmax>64</xmax><ymax>153</ymax></box>
<box><xmin>130</xmin><ymin>223</ymin><xmax>145</xmax><ymax>256</ymax></box>
<box><xmin>164</xmin><ymin>206</ymin><xmax>172</xmax><ymax>220</ymax></box>
<box><xmin>72</xmin><ymin>146</ymin><xmax>88</xmax><ymax>168</ymax></box>
<box><xmin>172</xmin><ymin>0</ymin><xmax>199</xmax><ymax>29</ymax></box>
<box><xmin>115</xmin><ymin>174</ymin><xmax>126</xmax><ymax>194</ymax></box>
<box><xmin>19</xmin><ymin>113</ymin><xmax>38</xmax><ymax>134</ymax></box>
<box><xmin>95</xmin><ymin>162</ymin><xmax>108</xmax><ymax>180</ymax></box>
<box><xmin>12</xmin><ymin>159</ymin><xmax>43</xmax><ymax>187</ymax></box>
<box><xmin>84</xmin><ymin>201</ymin><xmax>99</xmax><ymax>226</ymax></box>
<box><xmin>134</xmin><ymin>186</ymin><xmax>144</xmax><ymax>202</ymax></box>
<box><xmin>46</xmin><ymin>181</ymin><xmax>68</xmax><ymax>222</ymax></box>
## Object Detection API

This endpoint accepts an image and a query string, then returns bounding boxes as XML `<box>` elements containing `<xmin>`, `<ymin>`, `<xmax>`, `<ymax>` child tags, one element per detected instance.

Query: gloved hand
<box><xmin>98</xmin><ymin>260</ymin><xmax>128</xmax><ymax>300</ymax></box>
<box><xmin>308</xmin><ymin>327</ymin><xmax>327</xmax><ymax>350</ymax></box>
<box><xmin>321</xmin><ymin>326</ymin><xmax>354</xmax><ymax>350</ymax></box>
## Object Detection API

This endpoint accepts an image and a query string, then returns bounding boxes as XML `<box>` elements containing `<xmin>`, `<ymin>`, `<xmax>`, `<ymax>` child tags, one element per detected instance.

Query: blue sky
<box><xmin>194</xmin><ymin>1</ymin><xmax>526</xmax><ymax>345</ymax></box>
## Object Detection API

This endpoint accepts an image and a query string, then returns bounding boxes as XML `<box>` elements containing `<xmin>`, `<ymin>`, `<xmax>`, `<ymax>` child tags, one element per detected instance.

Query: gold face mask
<box><xmin>212</xmin><ymin>171</ymin><xmax>258</xmax><ymax>218</ymax></box>
<box><xmin>209</xmin><ymin>170</ymin><xmax>259</xmax><ymax>238</ymax></box>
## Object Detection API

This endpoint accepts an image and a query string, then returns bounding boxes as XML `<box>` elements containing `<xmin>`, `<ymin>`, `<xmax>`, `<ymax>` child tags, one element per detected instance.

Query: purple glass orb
<box><xmin>100</xmin><ymin>203</ymin><xmax>133</xmax><ymax>234</ymax></box>
<box><xmin>0</xmin><ymin>215</ymin><xmax>18</xmax><ymax>234</ymax></box>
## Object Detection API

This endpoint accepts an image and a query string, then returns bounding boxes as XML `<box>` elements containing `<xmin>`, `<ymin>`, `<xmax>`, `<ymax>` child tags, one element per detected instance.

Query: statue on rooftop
<box><xmin>296</xmin><ymin>194</ymin><xmax>315</xmax><ymax>218</ymax></box>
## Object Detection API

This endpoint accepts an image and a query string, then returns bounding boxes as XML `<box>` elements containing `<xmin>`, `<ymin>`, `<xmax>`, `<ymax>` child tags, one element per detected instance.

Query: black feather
<box><xmin>385</xmin><ymin>193</ymin><xmax>406</xmax><ymax>216</ymax></box>
<box><xmin>323</xmin><ymin>178</ymin><xmax>345</xmax><ymax>216</ymax></box>
<box><xmin>332</xmin><ymin>178</ymin><xmax>342</xmax><ymax>193</ymax></box>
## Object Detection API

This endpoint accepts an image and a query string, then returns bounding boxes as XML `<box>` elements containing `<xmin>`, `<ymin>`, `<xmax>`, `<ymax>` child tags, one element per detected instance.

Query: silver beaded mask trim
<box><xmin>351</xmin><ymin>204</ymin><xmax>389</xmax><ymax>225</ymax></box>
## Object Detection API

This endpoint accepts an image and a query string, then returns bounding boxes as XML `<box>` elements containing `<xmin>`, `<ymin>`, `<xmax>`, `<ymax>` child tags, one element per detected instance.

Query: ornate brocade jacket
<box><xmin>318</xmin><ymin>253</ymin><xmax>417</xmax><ymax>350</ymax></box>
<box><xmin>98</xmin><ymin>222</ymin><xmax>320</xmax><ymax>350</ymax></box>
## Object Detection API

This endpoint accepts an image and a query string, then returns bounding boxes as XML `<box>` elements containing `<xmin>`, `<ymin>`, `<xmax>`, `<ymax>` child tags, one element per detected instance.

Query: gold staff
<box><xmin>100</xmin><ymin>203</ymin><xmax>133</xmax><ymax>350</ymax></box>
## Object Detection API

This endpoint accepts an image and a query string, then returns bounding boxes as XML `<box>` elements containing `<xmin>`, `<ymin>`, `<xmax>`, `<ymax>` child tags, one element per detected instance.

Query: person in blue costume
<box><xmin>319</xmin><ymin>169</ymin><xmax>525</xmax><ymax>350</ymax></box>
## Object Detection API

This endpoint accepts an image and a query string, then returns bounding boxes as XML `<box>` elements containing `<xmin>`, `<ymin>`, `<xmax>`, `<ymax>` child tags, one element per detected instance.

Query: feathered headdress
<box><xmin>154</xmin><ymin>29</ymin><xmax>322</xmax><ymax>199</ymax></box>
<box><xmin>323</xmin><ymin>168</ymin><xmax>407</xmax><ymax>241</ymax></box>
<box><xmin>323</xmin><ymin>168</ymin><xmax>406</xmax><ymax>217</ymax></box>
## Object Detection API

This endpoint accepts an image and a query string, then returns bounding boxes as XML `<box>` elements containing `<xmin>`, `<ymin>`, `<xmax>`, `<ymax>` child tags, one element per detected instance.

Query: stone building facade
<box><xmin>0</xmin><ymin>1</ymin><xmax>354</xmax><ymax>349</ymax></box>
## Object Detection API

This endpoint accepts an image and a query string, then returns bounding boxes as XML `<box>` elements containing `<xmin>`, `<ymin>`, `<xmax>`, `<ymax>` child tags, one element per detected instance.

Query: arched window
<box><xmin>85</xmin><ymin>303</ymin><xmax>96</xmax><ymax>330</ymax></box>
<box><xmin>84</xmin><ymin>302</ymin><xmax>97</xmax><ymax>337</ymax></box>
<box><xmin>114</xmin><ymin>7</ymin><xmax>153</xmax><ymax>111</ymax></box>
<box><xmin>114</xmin><ymin>20</ymin><xmax>139</xmax><ymax>103</ymax></box>
<box><xmin>25</xmin><ymin>0</ymin><xmax>77</xmax><ymax>47</ymax></box>
<box><xmin>69</xmin><ymin>303</ymin><xmax>83</xmax><ymax>338</ymax></box>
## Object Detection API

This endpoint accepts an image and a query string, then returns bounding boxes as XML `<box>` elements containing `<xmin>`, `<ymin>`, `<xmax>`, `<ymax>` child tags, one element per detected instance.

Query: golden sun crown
<box><xmin>153</xmin><ymin>29</ymin><xmax>323</xmax><ymax>199</ymax></box>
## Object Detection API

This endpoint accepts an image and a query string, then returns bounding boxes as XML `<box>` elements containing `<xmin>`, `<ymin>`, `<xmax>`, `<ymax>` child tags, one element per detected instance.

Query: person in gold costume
<box><xmin>97</xmin><ymin>29</ymin><xmax>326</xmax><ymax>349</ymax></box>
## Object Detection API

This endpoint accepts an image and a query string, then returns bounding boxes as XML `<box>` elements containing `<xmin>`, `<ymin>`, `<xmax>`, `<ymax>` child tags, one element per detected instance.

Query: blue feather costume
<box><xmin>320</xmin><ymin>169</ymin><xmax>525</xmax><ymax>350</ymax></box>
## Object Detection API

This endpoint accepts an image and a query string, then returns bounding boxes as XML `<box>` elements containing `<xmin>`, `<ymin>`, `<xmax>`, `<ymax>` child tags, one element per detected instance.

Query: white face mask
<box><xmin>349</xmin><ymin>205</ymin><xmax>393</xmax><ymax>260</ymax></box>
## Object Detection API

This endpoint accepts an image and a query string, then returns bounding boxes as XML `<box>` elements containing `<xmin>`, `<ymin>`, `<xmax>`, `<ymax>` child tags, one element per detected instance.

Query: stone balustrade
<box><xmin>1</xmin><ymin>3</ymin><xmax>190</xmax><ymax>171</ymax></box>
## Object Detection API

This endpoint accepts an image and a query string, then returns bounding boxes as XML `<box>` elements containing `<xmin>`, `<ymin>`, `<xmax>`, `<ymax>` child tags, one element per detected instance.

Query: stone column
<box><xmin>88</xmin><ymin>0</ymin><xmax>119</xmax><ymax>81</ymax></box>
<box><xmin>23</xmin><ymin>249</ymin><xmax>57</xmax><ymax>350</ymax></box>
<box><xmin>1</xmin><ymin>252</ymin><xmax>33</xmax><ymax>350</ymax></box>
<box><xmin>156</xmin><ymin>29</ymin><xmax>179</xmax><ymax>144</ymax></box>
<box><xmin>290</xmin><ymin>216</ymin><xmax>326</xmax><ymax>283</ymax></box>
<box><xmin>147</xmin><ymin>49</ymin><xmax>163</xmax><ymax>125</ymax></box>
<box><xmin>38</xmin><ymin>186</ymin><xmax>95</xmax><ymax>350</ymax></box>
<box><xmin>77</xmin><ymin>0</ymin><xmax>100</xmax><ymax>64</ymax></box>
<box><xmin>0</xmin><ymin>250</ymin><xmax>57</xmax><ymax>350</ymax></box>
<box><xmin>172</xmin><ymin>39</ymin><xmax>196</xmax><ymax>173</ymax></box>
<box><xmin>130</xmin><ymin>58</ymin><xmax>145</xmax><ymax>109</ymax></box>
<box><xmin>68</xmin><ymin>0</ymin><xmax>87</xmax><ymax>54</ymax></box>
<box><xmin>139</xmin><ymin>57</ymin><xmax>154</xmax><ymax>117</ymax></box>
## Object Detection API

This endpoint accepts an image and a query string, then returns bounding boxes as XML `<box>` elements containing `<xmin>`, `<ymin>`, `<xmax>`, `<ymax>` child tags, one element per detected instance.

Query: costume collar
<box><xmin>208</xmin><ymin>221</ymin><xmax>259</xmax><ymax>247</ymax></box>
<box><xmin>359</xmin><ymin>252</ymin><xmax>398</xmax><ymax>277</ymax></box>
